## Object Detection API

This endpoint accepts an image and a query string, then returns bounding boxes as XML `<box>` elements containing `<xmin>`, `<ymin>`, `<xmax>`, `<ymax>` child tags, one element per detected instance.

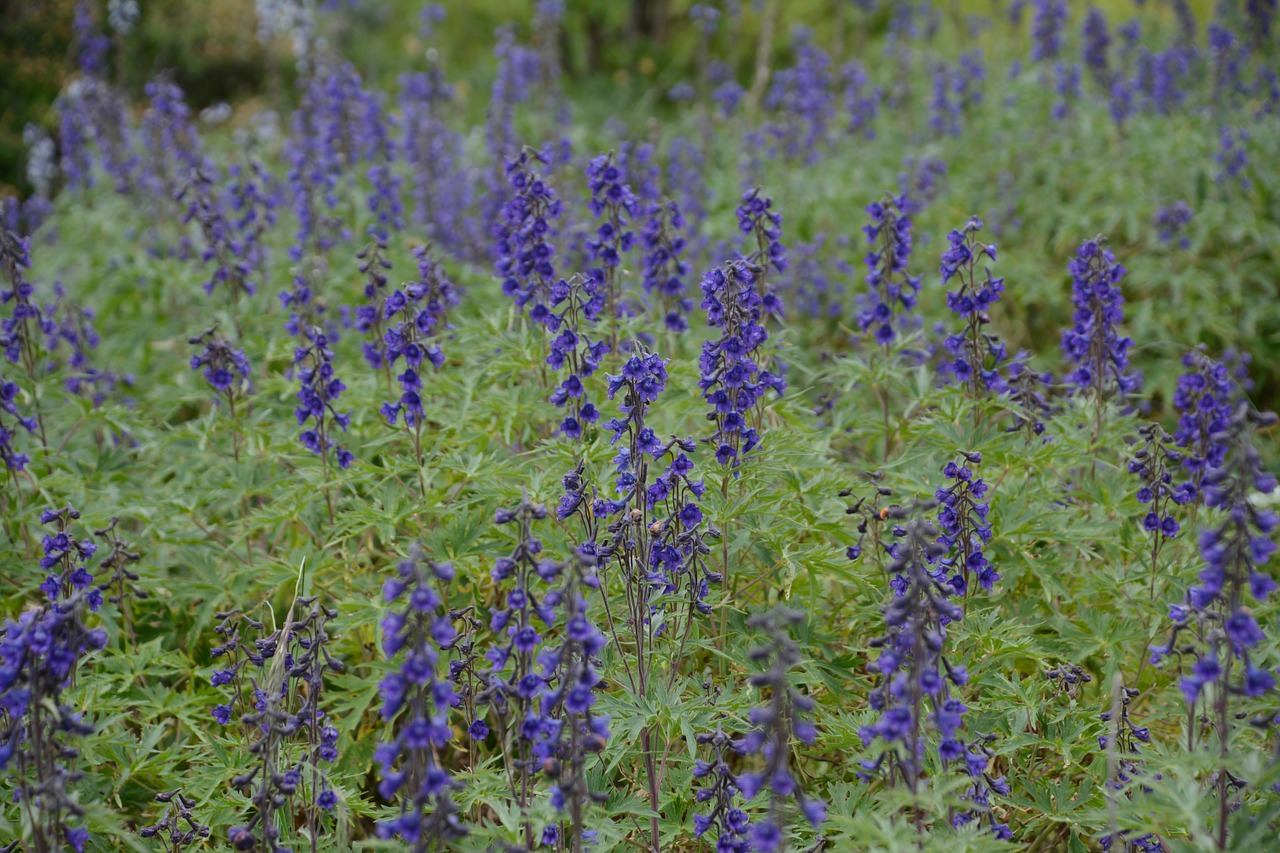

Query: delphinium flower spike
<box><xmin>375</xmin><ymin>544</ymin><xmax>469</xmax><ymax>849</ymax></box>
<box><xmin>1098</xmin><ymin>684</ymin><xmax>1165</xmax><ymax>852</ymax></box>
<box><xmin>354</xmin><ymin>235</ymin><xmax>393</xmax><ymax>371</ymax></box>
<box><xmin>736</xmin><ymin>187</ymin><xmax>787</xmax><ymax>318</ymax></box>
<box><xmin>1172</xmin><ymin>349</ymin><xmax>1245</xmax><ymax>495</ymax></box>
<box><xmin>546</xmin><ymin>272</ymin><xmax>609</xmax><ymax>439</ymax></box>
<box><xmin>1</xmin><ymin>224</ymin><xmax>51</xmax><ymax>446</ymax></box>
<box><xmin>699</xmin><ymin>260</ymin><xmax>786</xmax><ymax>471</ymax></box>
<box><xmin>639</xmin><ymin>198</ymin><xmax>692</xmax><ymax>334</ymax></box>
<box><xmin>176</xmin><ymin>166</ymin><xmax>255</xmax><ymax>318</ymax></box>
<box><xmin>292</xmin><ymin>326</ymin><xmax>354</xmax><ymax>513</ymax></box>
<box><xmin>495</xmin><ymin>147</ymin><xmax>562</xmax><ymax>327</ymax></box>
<box><xmin>0</xmin><ymin>509</ymin><xmax>108</xmax><ymax>852</ymax></box>
<box><xmin>93</xmin><ymin>516</ymin><xmax>145</xmax><ymax>649</ymax></box>
<box><xmin>693</xmin><ymin>724</ymin><xmax>753</xmax><ymax>852</ymax></box>
<box><xmin>1128</xmin><ymin>424</ymin><xmax>1193</xmax><ymax>596</ymax></box>
<box><xmin>857</xmin><ymin>195</ymin><xmax>921</xmax><ymax>348</ymax></box>
<box><xmin>733</xmin><ymin>606</ymin><xmax>826</xmax><ymax>851</ymax></box>
<box><xmin>1004</xmin><ymin>361</ymin><xmax>1054</xmax><ymax>441</ymax></box>
<box><xmin>1151</xmin><ymin>403</ymin><xmax>1278</xmax><ymax>847</ymax></box>
<box><xmin>840</xmin><ymin>473</ymin><xmax>896</xmax><ymax>577</ymax></box>
<box><xmin>935</xmin><ymin>452</ymin><xmax>999</xmax><ymax>595</ymax></box>
<box><xmin>38</xmin><ymin>503</ymin><xmax>103</xmax><ymax>611</ymax></box>
<box><xmin>1059</xmin><ymin>236</ymin><xmax>1141</xmax><ymax>439</ymax></box>
<box><xmin>380</xmin><ymin>245</ymin><xmax>455</xmax><ymax>496</ymax></box>
<box><xmin>938</xmin><ymin>217</ymin><xmax>1008</xmax><ymax>402</ymax></box>
<box><xmin>584</xmin><ymin>151</ymin><xmax>639</xmax><ymax>349</ymax></box>
<box><xmin>138</xmin><ymin>789</ymin><xmax>212</xmax><ymax>852</ymax></box>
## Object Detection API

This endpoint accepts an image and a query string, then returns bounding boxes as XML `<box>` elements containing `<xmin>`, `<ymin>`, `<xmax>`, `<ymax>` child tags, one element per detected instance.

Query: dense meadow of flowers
<box><xmin>2</xmin><ymin>1</ymin><xmax>1280</xmax><ymax>850</ymax></box>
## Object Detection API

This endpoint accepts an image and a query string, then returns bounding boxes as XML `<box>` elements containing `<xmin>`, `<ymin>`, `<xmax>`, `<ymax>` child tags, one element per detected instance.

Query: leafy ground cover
<box><xmin>2</xmin><ymin>1</ymin><xmax>1280</xmax><ymax>851</ymax></box>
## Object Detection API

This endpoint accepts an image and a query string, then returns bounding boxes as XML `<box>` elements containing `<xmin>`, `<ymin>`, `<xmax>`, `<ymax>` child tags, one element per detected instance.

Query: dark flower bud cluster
<box><xmin>188</xmin><ymin>324</ymin><xmax>252</xmax><ymax>400</ymax></box>
<box><xmin>1</xmin><ymin>509</ymin><xmax>108</xmax><ymax>852</ymax></box>
<box><xmin>1173</xmin><ymin>349</ymin><xmax>1246</xmax><ymax>492</ymax></box>
<box><xmin>693</xmin><ymin>724</ymin><xmax>753</xmax><ymax>852</ymax></box>
<box><xmin>138</xmin><ymin>788</ymin><xmax>212</xmax><ymax>852</ymax></box>
<box><xmin>1004</xmin><ymin>361</ymin><xmax>1054</xmax><ymax>440</ymax></box>
<box><xmin>355</xmin><ymin>236</ymin><xmax>393</xmax><ymax>369</ymax></box>
<box><xmin>380</xmin><ymin>245</ymin><xmax>455</xmax><ymax>431</ymax></box>
<box><xmin>1098</xmin><ymin>686</ymin><xmax>1164</xmax><ymax>853</ymax></box>
<box><xmin>935</xmin><ymin>452</ymin><xmax>998</xmax><ymax>595</ymax></box>
<box><xmin>1045</xmin><ymin>663</ymin><xmax>1092</xmax><ymax>699</ymax></box>
<box><xmin>699</xmin><ymin>260</ymin><xmax>786</xmax><ymax>469</ymax></box>
<box><xmin>139</xmin><ymin>788</ymin><xmax>211</xmax><ymax>845</ymax></box>
<box><xmin>93</xmin><ymin>517</ymin><xmax>145</xmax><ymax>645</ymax></box>
<box><xmin>732</xmin><ymin>606</ymin><xmax>825</xmax><ymax>852</ymax></box>
<box><xmin>858</xmin><ymin>195</ymin><xmax>921</xmax><ymax>346</ymax></box>
<box><xmin>496</xmin><ymin>148</ymin><xmax>562</xmax><ymax>325</ymax></box>
<box><xmin>736</xmin><ymin>187</ymin><xmax>788</xmax><ymax>301</ymax></box>
<box><xmin>860</xmin><ymin>502</ymin><xmax>1009</xmax><ymax>839</ymax></box>
<box><xmin>1128</xmin><ymin>424</ymin><xmax>1193</xmax><ymax>552</ymax></box>
<box><xmin>46</xmin><ymin>288</ymin><xmax>131</xmax><ymax>409</ymax></box>
<box><xmin>2</xmin><ymin>226</ymin><xmax>56</xmax><ymax>384</ymax></box>
<box><xmin>938</xmin><ymin>217</ymin><xmax>1008</xmax><ymax>396</ymax></box>
<box><xmin>38</xmin><ymin>504</ymin><xmax>102</xmax><ymax>610</ymax></box>
<box><xmin>176</xmin><ymin>166</ymin><xmax>255</xmax><ymax>304</ymax></box>
<box><xmin>546</xmin><ymin>272</ymin><xmax>609</xmax><ymax>439</ymax></box>
<box><xmin>585</xmin><ymin>151</ymin><xmax>639</xmax><ymax>323</ymax></box>
<box><xmin>292</xmin><ymin>326</ymin><xmax>354</xmax><ymax>469</ymax></box>
<box><xmin>375</xmin><ymin>544</ymin><xmax>469</xmax><ymax>849</ymax></box>
<box><xmin>840</xmin><ymin>472</ymin><xmax>895</xmax><ymax>566</ymax></box>
<box><xmin>1060</xmin><ymin>237</ymin><xmax>1141</xmax><ymax>404</ymax></box>
<box><xmin>0</xmin><ymin>374</ymin><xmax>37</xmax><ymax>471</ymax></box>
<box><xmin>639</xmin><ymin>198</ymin><xmax>692</xmax><ymax>333</ymax></box>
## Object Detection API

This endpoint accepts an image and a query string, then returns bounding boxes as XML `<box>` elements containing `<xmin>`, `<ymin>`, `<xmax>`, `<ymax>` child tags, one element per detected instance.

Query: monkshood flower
<box><xmin>1060</xmin><ymin>237</ymin><xmax>1141</xmax><ymax>405</ymax></box>
<box><xmin>1031</xmin><ymin>0</ymin><xmax>1068</xmax><ymax>63</ymax></box>
<box><xmin>1154</xmin><ymin>202</ymin><xmax>1192</xmax><ymax>249</ymax></box>
<box><xmin>477</xmin><ymin>496</ymin><xmax>559</xmax><ymax>850</ymax></box>
<box><xmin>734</xmin><ymin>606</ymin><xmax>826</xmax><ymax>851</ymax></box>
<box><xmin>737</xmin><ymin>187</ymin><xmax>789</xmax><ymax>298</ymax></box>
<box><xmin>1152</xmin><ymin>405</ymin><xmax>1277</xmax><ymax>804</ymax></box>
<box><xmin>37</xmin><ymin>503</ymin><xmax>102</xmax><ymax>610</ymax></box>
<box><xmin>699</xmin><ymin>260</ymin><xmax>786</xmax><ymax>468</ymax></box>
<box><xmin>1129</xmin><ymin>424</ymin><xmax>1193</xmax><ymax>553</ymax></box>
<box><xmin>138</xmin><ymin>788</ymin><xmax>212</xmax><ymax>851</ymax></box>
<box><xmin>188</xmin><ymin>324</ymin><xmax>252</xmax><ymax>403</ymax></box>
<box><xmin>640</xmin><ymin>198</ymin><xmax>692</xmax><ymax>332</ymax></box>
<box><xmin>693</xmin><ymin>725</ymin><xmax>752</xmax><ymax>852</ymax></box>
<box><xmin>293</xmin><ymin>326</ymin><xmax>353</xmax><ymax>470</ymax></box>
<box><xmin>1098</xmin><ymin>686</ymin><xmax>1165</xmax><ymax>853</ymax></box>
<box><xmin>355</xmin><ymin>236</ymin><xmax>393</xmax><ymax>369</ymax></box>
<box><xmin>585</xmin><ymin>151</ymin><xmax>640</xmax><ymax>327</ymax></box>
<box><xmin>0</xmin><ymin>585</ymin><xmax>107</xmax><ymax>853</ymax></box>
<box><xmin>1215</xmin><ymin>126</ymin><xmax>1250</xmax><ymax>191</ymax></box>
<box><xmin>858</xmin><ymin>195</ymin><xmax>921</xmax><ymax>346</ymax></box>
<box><xmin>547</xmin><ymin>272</ymin><xmax>609</xmax><ymax>439</ymax></box>
<box><xmin>1082</xmin><ymin>6</ymin><xmax>1112</xmax><ymax>88</ymax></box>
<box><xmin>841</xmin><ymin>60</ymin><xmax>883</xmax><ymax>140</ymax></box>
<box><xmin>1173</xmin><ymin>349</ymin><xmax>1248</xmax><ymax>490</ymax></box>
<box><xmin>496</xmin><ymin>147</ymin><xmax>563</xmax><ymax>325</ymax></box>
<box><xmin>935</xmin><ymin>452</ymin><xmax>998</xmax><ymax>595</ymax></box>
<box><xmin>375</xmin><ymin>544</ymin><xmax>469</xmax><ymax>849</ymax></box>
<box><xmin>176</xmin><ymin>166</ymin><xmax>254</xmax><ymax>304</ymax></box>
<box><xmin>535</xmin><ymin>546</ymin><xmax>610</xmax><ymax>851</ymax></box>
<box><xmin>764</xmin><ymin>27</ymin><xmax>834</xmax><ymax>163</ymax></box>
<box><xmin>938</xmin><ymin>217</ymin><xmax>1007</xmax><ymax>397</ymax></box>
<box><xmin>860</xmin><ymin>503</ymin><xmax>1011</xmax><ymax>839</ymax></box>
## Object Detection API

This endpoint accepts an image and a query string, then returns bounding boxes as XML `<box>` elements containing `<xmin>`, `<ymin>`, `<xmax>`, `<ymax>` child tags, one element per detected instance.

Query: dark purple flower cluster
<box><xmin>860</xmin><ymin>503</ymin><xmax>1010</xmax><ymax>839</ymax></box>
<box><xmin>547</xmin><ymin>273</ymin><xmax>609</xmax><ymax>439</ymax></box>
<box><xmin>292</xmin><ymin>327</ymin><xmax>353</xmax><ymax>469</ymax></box>
<box><xmin>1214</xmin><ymin>125</ymin><xmax>1250</xmax><ymax>191</ymax></box>
<box><xmin>485</xmin><ymin>26</ymin><xmax>540</xmax><ymax>218</ymax></box>
<box><xmin>1005</xmin><ymin>361</ymin><xmax>1054</xmax><ymax>440</ymax></box>
<box><xmin>1031</xmin><ymin>0</ymin><xmax>1068</xmax><ymax>63</ymax></box>
<box><xmin>692</xmin><ymin>725</ymin><xmax>753</xmax><ymax>852</ymax></box>
<box><xmin>0</xmin><ymin>578</ymin><xmax>106</xmax><ymax>853</ymax></box>
<box><xmin>935</xmin><ymin>452</ymin><xmax>998</xmax><ymax>595</ymax></box>
<box><xmin>2</xmin><ymin>227</ymin><xmax>54</xmax><ymax>376</ymax></box>
<box><xmin>496</xmin><ymin>148</ymin><xmax>562</xmax><ymax>325</ymax></box>
<box><xmin>37</xmin><ymin>504</ymin><xmax>102</xmax><ymax>610</ymax></box>
<box><xmin>840</xmin><ymin>60</ymin><xmax>883</xmax><ymax>140</ymax></box>
<box><xmin>380</xmin><ymin>246</ymin><xmax>455</xmax><ymax>430</ymax></box>
<box><xmin>375</xmin><ymin>544</ymin><xmax>469</xmax><ymax>849</ymax></box>
<box><xmin>898</xmin><ymin>155</ymin><xmax>948</xmax><ymax>215</ymax></box>
<box><xmin>1173</xmin><ymin>349</ymin><xmax>1245</xmax><ymax>489</ymax></box>
<box><xmin>1052</xmin><ymin>62</ymin><xmax>1082</xmax><ymax>120</ymax></box>
<box><xmin>736</xmin><ymin>188</ymin><xmax>788</xmax><ymax>294</ymax></box>
<box><xmin>140</xmin><ymin>75</ymin><xmax>206</xmax><ymax>204</ymax></box>
<box><xmin>56</xmin><ymin>75</ymin><xmax>138</xmax><ymax>196</ymax></box>
<box><xmin>93</xmin><ymin>517</ymin><xmax>145</xmax><ymax>645</ymax></box>
<box><xmin>0</xmin><ymin>375</ymin><xmax>38</xmax><ymax>471</ymax></box>
<box><xmin>138</xmin><ymin>788</ymin><xmax>212</xmax><ymax>851</ymax></box>
<box><xmin>1060</xmin><ymin>238</ymin><xmax>1141</xmax><ymax>402</ymax></box>
<box><xmin>1154</xmin><ymin>201</ymin><xmax>1193</xmax><ymax>249</ymax></box>
<box><xmin>640</xmin><ymin>199</ymin><xmax>692</xmax><ymax>332</ymax></box>
<box><xmin>585</xmin><ymin>152</ymin><xmax>640</xmax><ymax>323</ymax></box>
<box><xmin>938</xmin><ymin>217</ymin><xmax>1008</xmax><ymax>395</ymax></box>
<box><xmin>1129</xmin><ymin>424</ymin><xmax>1193</xmax><ymax>546</ymax></box>
<box><xmin>177</xmin><ymin>166</ymin><xmax>255</xmax><ymax>301</ymax></box>
<box><xmin>1082</xmin><ymin>6</ymin><xmax>1112</xmax><ymax>87</ymax></box>
<box><xmin>188</xmin><ymin>324</ymin><xmax>252</xmax><ymax>399</ymax></box>
<box><xmin>224</xmin><ymin>157</ymin><xmax>279</xmax><ymax>293</ymax></box>
<box><xmin>699</xmin><ymin>260</ymin><xmax>785</xmax><ymax>468</ymax></box>
<box><xmin>858</xmin><ymin>195</ymin><xmax>921</xmax><ymax>345</ymax></box>
<box><xmin>733</xmin><ymin>606</ymin><xmax>825</xmax><ymax>851</ymax></box>
<box><xmin>354</xmin><ymin>236</ymin><xmax>393</xmax><ymax>368</ymax></box>
<box><xmin>1098</xmin><ymin>686</ymin><xmax>1164</xmax><ymax>853</ymax></box>
<box><xmin>764</xmin><ymin>27</ymin><xmax>834</xmax><ymax>163</ymax></box>
<box><xmin>1153</xmin><ymin>404</ymin><xmax>1277</xmax><ymax>711</ymax></box>
<box><xmin>400</xmin><ymin>62</ymin><xmax>475</xmax><ymax>259</ymax></box>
